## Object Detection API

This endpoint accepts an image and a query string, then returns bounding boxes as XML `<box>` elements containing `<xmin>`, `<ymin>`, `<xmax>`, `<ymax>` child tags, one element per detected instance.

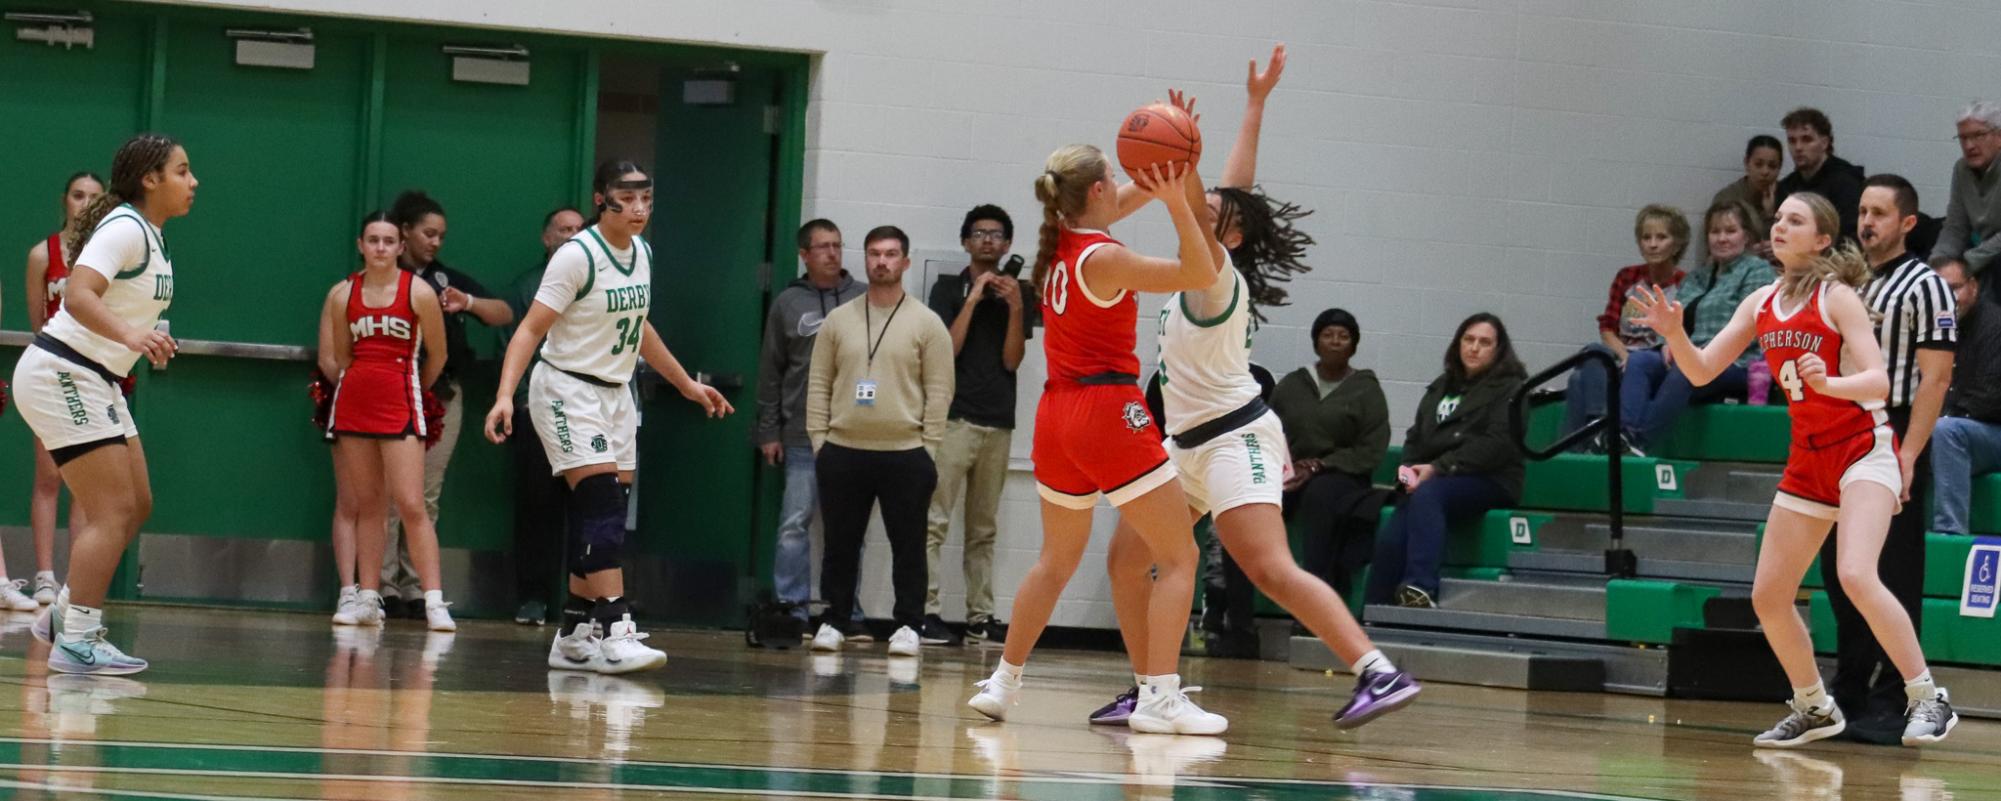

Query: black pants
<box><xmin>512</xmin><ymin>403</ymin><xmax>570</xmax><ymax>605</ymax></box>
<box><xmin>816</xmin><ymin>443</ymin><xmax>936</xmax><ymax>630</ymax></box>
<box><xmin>1817</xmin><ymin>406</ymin><xmax>1926</xmax><ymax>741</ymax></box>
<box><xmin>1285</xmin><ymin>470</ymin><xmax>1379</xmax><ymax>602</ymax></box>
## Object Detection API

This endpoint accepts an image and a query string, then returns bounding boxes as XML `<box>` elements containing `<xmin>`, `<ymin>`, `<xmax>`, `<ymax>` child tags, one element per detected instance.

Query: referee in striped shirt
<box><xmin>1823</xmin><ymin>174</ymin><xmax>1957</xmax><ymax>743</ymax></box>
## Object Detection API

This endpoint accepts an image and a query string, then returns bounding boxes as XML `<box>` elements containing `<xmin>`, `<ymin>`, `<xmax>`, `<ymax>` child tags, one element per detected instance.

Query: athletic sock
<box><xmin>1134</xmin><ymin>672</ymin><xmax>1146</xmax><ymax>688</ymax></box>
<box><xmin>591</xmin><ymin>596</ymin><xmax>632</xmax><ymax>632</ymax></box>
<box><xmin>1905</xmin><ymin>670</ymin><xmax>1938</xmax><ymax>702</ymax></box>
<box><xmin>1794</xmin><ymin>681</ymin><xmax>1833</xmax><ymax>714</ymax></box>
<box><xmin>1352</xmin><ymin>649</ymin><xmax>1397</xmax><ymax>678</ymax></box>
<box><xmin>423</xmin><ymin>589</ymin><xmax>445</xmax><ymax>609</ymax></box>
<box><xmin>1144</xmin><ymin>673</ymin><xmax>1182</xmax><ymax>694</ymax></box>
<box><xmin>562</xmin><ymin>594</ymin><xmax>593</xmax><ymax>632</ymax></box>
<box><xmin>61</xmin><ymin>602</ymin><xmax>102</xmax><ymax>641</ymax></box>
<box><xmin>995</xmin><ymin>659</ymin><xmax>1024</xmax><ymax>681</ymax></box>
<box><xmin>35</xmin><ymin>570</ymin><xmax>54</xmax><ymax>582</ymax></box>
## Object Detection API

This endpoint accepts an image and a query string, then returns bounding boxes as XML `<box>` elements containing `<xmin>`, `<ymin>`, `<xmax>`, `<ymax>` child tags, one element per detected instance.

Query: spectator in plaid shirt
<box><xmin>1563</xmin><ymin>205</ymin><xmax>1690</xmax><ymax>454</ymax></box>
<box><xmin>1617</xmin><ymin>199</ymin><xmax>1775</xmax><ymax>452</ymax></box>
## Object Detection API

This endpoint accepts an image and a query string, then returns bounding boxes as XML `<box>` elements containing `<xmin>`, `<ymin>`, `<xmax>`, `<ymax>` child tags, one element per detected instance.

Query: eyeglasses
<box><xmin>1958</xmin><ymin>128</ymin><xmax>1998</xmax><ymax>144</ymax></box>
<box><xmin>967</xmin><ymin>230</ymin><xmax>1008</xmax><ymax>242</ymax></box>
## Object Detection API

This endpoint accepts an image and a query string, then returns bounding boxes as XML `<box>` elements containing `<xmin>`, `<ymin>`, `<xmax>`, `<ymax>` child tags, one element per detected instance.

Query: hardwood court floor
<box><xmin>0</xmin><ymin>606</ymin><xmax>1990</xmax><ymax>800</ymax></box>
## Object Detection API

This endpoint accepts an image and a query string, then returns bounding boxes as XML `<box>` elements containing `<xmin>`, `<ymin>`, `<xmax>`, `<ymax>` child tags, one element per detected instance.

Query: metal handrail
<box><xmin>1510</xmin><ymin>347</ymin><xmax>1637</xmax><ymax>579</ymax></box>
<box><xmin>0</xmin><ymin>329</ymin><xmax>311</xmax><ymax>362</ymax></box>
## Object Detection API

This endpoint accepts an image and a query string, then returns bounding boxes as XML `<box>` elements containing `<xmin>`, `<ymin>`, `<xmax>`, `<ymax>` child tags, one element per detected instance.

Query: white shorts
<box><xmin>1166</xmin><ymin>410</ymin><xmax>1293</xmax><ymax>516</ymax></box>
<box><xmin>1773</xmin><ymin>425</ymin><xmax>1902</xmax><ymax>521</ymax></box>
<box><xmin>528</xmin><ymin>363</ymin><xmax>638</xmax><ymax>475</ymax></box>
<box><xmin>10</xmin><ymin>345</ymin><xmax>138</xmax><ymax>451</ymax></box>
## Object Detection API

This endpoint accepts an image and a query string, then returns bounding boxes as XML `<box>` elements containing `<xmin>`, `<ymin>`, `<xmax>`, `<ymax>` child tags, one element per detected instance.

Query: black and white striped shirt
<box><xmin>1862</xmin><ymin>252</ymin><xmax>1956</xmax><ymax>408</ymax></box>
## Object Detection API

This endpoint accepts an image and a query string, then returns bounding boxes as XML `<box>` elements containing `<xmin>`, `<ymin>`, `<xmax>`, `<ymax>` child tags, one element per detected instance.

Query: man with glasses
<box><xmin>756</xmin><ymin>219</ymin><xmax>868</xmax><ymax>633</ymax></box>
<box><xmin>920</xmin><ymin>205</ymin><xmax>1034</xmax><ymax>646</ymax></box>
<box><xmin>1931</xmin><ymin>101</ymin><xmax>2001</xmax><ymax>283</ymax></box>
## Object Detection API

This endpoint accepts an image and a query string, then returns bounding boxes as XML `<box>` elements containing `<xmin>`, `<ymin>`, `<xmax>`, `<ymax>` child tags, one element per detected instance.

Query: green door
<box><xmin>635</xmin><ymin>61</ymin><xmax>792</xmax><ymax>624</ymax></box>
<box><xmin>0</xmin><ymin>6</ymin><xmax>149</xmax><ymax>528</ymax></box>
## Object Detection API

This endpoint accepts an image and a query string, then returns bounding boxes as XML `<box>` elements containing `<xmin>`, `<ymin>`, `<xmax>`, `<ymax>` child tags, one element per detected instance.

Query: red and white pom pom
<box><xmin>310</xmin><ymin>371</ymin><xmax>336</xmax><ymax>432</ymax></box>
<box><xmin>421</xmin><ymin>389</ymin><xmax>446</xmax><ymax>449</ymax></box>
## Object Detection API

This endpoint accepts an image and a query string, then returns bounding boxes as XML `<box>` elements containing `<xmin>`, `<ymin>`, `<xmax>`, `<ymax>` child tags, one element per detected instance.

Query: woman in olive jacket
<box><xmin>1271</xmin><ymin>309</ymin><xmax>1390</xmax><ymax>600</ymax></box>
<box><xmin>1365</xmin><ymin>312</ymin><xmax>1527</xmax><ymax>608</ymax></box>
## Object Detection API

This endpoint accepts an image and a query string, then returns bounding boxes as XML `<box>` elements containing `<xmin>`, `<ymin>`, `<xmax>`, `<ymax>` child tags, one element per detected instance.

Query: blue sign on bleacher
<box><xmin>1965</xmin><ymin>539</ymin><xmax>2001</xmax><ymax>619</ymax></box>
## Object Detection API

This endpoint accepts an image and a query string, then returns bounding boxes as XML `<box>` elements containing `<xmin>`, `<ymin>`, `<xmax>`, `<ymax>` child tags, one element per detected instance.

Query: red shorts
<box><xmin>1774</xmin><ymin>424</ymin><xmax>1901</xmax><ymax>521</ymax></box>
<box><xmin>1032</xmin><ymin>383</ymin><xmax>1177</xmax><ymax>509</ymax></box>
<box><xmin>328</xmin><ymin>361</ymin><xmax>422</xmax><ymax>438</ymax></box>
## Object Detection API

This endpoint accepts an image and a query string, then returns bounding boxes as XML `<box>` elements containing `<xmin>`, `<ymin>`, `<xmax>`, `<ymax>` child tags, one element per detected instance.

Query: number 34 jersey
<box><xmin>535</xmin><ymin>226</ymin><xmax>653</xmax><ymax>386</ymax></box>
<box><xmin>1754</xmin><ymin>280</ymin><xmax>1887</xmax><ymax>444</ymax></box>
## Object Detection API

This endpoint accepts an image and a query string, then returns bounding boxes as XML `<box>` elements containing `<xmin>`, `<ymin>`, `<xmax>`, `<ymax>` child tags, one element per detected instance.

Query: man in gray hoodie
<box><xmin>757</xmin><ymin>219</ymin><xmax>868</xmax><ymax>626</ymax></box>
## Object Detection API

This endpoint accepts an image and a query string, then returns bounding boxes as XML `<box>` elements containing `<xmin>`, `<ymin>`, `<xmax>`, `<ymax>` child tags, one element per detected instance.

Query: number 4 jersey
<box><xmin>536</xmin><ymin>226</ymin><xmax>653</xmax><ymax>385</ymax></box>
<box><xmin>1755</xmin><ymin>279</ymin><xmax>1898</xmax><ymax>518</ymax></box>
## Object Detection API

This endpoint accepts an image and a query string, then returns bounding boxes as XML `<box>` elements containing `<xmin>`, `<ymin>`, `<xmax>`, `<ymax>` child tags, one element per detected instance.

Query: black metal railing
<box><xmin>1510</xmin><ymin>348</ymin><xmax>1637</xmax><ymax>579</ymax></box>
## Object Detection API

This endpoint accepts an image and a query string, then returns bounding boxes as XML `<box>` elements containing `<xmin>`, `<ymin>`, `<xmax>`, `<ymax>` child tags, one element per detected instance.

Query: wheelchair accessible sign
<box><xmin>1965</xmin><ymin>538</ymin><xmax>2001</xmax><ymax>619</ymax></box>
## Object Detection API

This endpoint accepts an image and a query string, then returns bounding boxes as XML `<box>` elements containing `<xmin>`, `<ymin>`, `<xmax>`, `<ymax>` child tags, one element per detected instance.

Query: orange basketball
<box><xmin>1116</xmin><ymin>103</ymin><xmax>1202</xmax><ymax>179</ymax></box>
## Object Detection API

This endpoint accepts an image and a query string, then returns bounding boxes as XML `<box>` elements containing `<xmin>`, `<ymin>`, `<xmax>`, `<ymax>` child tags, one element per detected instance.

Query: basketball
<box><xmin>1116</xmin><ymin>103</ymin><xmax>1202</xmax><ymax>179</ymax></box>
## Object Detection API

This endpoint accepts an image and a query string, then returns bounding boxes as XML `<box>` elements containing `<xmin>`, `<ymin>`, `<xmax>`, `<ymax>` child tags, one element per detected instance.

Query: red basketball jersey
<box><xmin>1755</xmin><ymin>281</ymin><xmax>1887</xmax><ymax>444</ymax></box>
<box><xmin>43</xmin><ymin>233</ymin><xmax>68</xmax><ymax>321</ymax></box>
<box><xmin>1040</xmin><ymin>228</ymin><xmax>1139</xmax><ymax>384</ymax></box>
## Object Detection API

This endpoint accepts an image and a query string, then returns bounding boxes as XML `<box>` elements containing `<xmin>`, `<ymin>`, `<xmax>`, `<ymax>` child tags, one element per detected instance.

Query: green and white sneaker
<box><xmin>49</xmin><ymin>629</ymin><xmax>149</xmax><ymax>676</ymax></box>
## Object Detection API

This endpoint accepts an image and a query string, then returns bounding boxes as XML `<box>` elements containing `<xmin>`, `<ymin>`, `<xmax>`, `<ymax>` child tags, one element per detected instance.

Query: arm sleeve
<box><xmin>449</xmin><ymin>267</ymin><xmax>494</xmax><ymax>299</ymax></box>
<box><xmin>70</xmin><ymin>218</ymin><xmax>148</xmax><ymax>281</ymax></box>
<box><xmin>928</xmin><ymin>277</ymin><xmax>959</xmax><ymax>320</ymax></box>
<box><xmin>532</xmin><ymin>242</ymin><xmax>590</xmax><ymax>315</ymax></box>
<box><xmin>1913</xmin><ymin>273</ymin><xmax>1959</xmax><ymax>349</ymax></box>
<box><xmin>920</xmin><ymin>314</ymin><xmax>956</xmax><ymax>453</ymax></box>
<box><xmin>1323</xmin><ymin>386</ymin><xmax>1392</xmax><ymax>476</ymax></box>
<box><xmin>1596</xmin><ymin>270</ymin><xmax>1630</xmax><ymax>333</ymax></box>
<box><xmin>753</xmin><ymin>303</ymin><xmax>788</xmax><ymax>444</ymax></box>
<box><xmin>806</xmin><ymin>312</ymin><xmax>836</xmax><ymax>451</ymax></box>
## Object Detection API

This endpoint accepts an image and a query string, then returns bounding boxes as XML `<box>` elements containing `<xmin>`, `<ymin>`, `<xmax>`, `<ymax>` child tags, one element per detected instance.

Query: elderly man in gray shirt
<box><xmin>1931</xmin><ymin>101</ymin><xmax>2001</xmax><ymax>280</ymax></box>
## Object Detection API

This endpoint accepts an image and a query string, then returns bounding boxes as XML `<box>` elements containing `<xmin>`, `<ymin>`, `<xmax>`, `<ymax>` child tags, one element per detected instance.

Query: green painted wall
<box><xmin>0</xmin><ymin>0</ymin><xmax>808</xmax><ymax>616</ymax></box>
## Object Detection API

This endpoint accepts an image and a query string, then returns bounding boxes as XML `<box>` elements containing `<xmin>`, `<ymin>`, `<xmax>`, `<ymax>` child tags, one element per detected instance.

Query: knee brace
<box><xmin>567</xmin><ymin>474</ymin><xmax>629</xmax><ymax>577</ymax></box>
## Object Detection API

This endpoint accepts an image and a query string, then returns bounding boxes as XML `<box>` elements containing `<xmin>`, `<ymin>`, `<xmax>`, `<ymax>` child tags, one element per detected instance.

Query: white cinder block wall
<box><xmin>163</xmin><ymin>0</ymin><xmax>2001</xmax><ymax>629</ymax></box>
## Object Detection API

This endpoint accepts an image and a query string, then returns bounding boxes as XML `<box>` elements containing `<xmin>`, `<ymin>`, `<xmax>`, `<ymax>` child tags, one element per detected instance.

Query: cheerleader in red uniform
<box><xmin>322</xmin><ymin>211</ymin><xmax>453</xmax><ymax>630</ymax></box>
<box><xmin>16</xmin><ymin>172</ymin><xmax>105</xmax><ymax>612</ymax></box>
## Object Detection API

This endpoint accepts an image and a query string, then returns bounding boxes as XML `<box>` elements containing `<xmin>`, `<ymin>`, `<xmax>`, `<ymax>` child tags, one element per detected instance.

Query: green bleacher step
<box><xmin>1374</xmin><ymin>447</ymin><xmax>1691</xmax><ymax>516</ymax></box>
<box><xmin>1809</xmin><ymin>593</ymin><xmax>1970</xmax><ymax>663</ymax></box>
<box><xmin>1784</xmin><ymin>531</ymin><xmax>1978</xmax><ymax>595</ymax></box>
<box><xmin>1605</xmin><ymin>579</ymin><xmax>1719</xmax><ymax>645</ymax></box>
<box><xmin>1650</xmin><ymin>404</ymin><xmax>1790</xmax><ymax>463</ymax></box>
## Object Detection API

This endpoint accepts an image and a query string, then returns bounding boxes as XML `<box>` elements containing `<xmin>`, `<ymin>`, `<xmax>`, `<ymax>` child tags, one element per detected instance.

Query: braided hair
<box><xmin>1031</xmin><ymin>145</ymin><xmax>1107</xmax><ymax>288</ymax></box>
<box><xmin>1213</xmin><ymin>185</ymin><xmax>1314</xmax><ymax>321</ymax></box>
<box><xmin>69</xmin><ymin>133</ymin><xmax>179</xmax><ymax>256</ymax></box>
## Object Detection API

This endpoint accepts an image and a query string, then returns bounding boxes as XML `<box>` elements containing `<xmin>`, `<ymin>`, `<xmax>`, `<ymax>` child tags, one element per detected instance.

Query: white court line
<box><xmin>0</xmin><ymin>736</ymin><xmax>1657</xmax><ymax>801</ymax></box>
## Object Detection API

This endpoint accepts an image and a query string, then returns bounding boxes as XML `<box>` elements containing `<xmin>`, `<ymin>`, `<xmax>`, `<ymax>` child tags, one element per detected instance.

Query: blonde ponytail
<box><xmin>1030</xmin><ymin>144</ymin><xmax>1108</xmax><ymax>287</ymax></box>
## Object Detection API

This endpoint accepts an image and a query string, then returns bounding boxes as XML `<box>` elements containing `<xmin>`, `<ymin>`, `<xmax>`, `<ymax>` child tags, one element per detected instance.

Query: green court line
<box><xmin>0</xmin><ymin>737</ymin><xmax>1664</xmax><ymax>801</ymax></box>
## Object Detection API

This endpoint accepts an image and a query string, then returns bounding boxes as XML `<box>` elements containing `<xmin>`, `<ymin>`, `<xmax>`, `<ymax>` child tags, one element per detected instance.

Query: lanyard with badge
<box><xmin>857</xmin><ymin>296</ymin><xmax>904</xmax><ymax>406</ymax></box>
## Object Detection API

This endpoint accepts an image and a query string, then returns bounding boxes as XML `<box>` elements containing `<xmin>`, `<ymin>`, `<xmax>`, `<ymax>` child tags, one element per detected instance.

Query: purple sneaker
<box><xmin>1334</xmin><ymin>670</ymin><xmax>1421</xmax><ymax>729</ymax></box>
<box><xmin>1089</xmin><ymin>685</ymin><xmax>1140</xmax><ymax>726</ymax></box>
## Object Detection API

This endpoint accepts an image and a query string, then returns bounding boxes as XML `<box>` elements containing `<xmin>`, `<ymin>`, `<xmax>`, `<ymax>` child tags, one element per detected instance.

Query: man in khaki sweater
<box><xmin>806</xmin><ymin>225</ymin><xmax>955</xmax><ymax>657</ymax></box>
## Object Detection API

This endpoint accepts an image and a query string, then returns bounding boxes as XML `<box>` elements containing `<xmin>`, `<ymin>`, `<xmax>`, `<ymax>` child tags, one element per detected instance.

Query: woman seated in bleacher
<box><xmin>1365</xmin><ymin>313</ymin><xmax>1526</xmax><ymax>608</ymax></box>
<box><xmin>1270</xmin><ymin>308</ymin><xmax>1390</xmax><ymax>602</ymax></box>
<box><xmin>1563</xmin><ymin>205</ymin><xmax>1691</xmax><ymax>455</ymax></box>
<box><xmin>1617</xmin><ymin>199</ymin><xmax>1777</xmax><ymax>453</ymax></box>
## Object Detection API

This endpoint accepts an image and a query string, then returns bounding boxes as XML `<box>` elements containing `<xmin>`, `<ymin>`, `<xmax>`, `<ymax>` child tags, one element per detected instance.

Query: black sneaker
<box><xmin>964</xmin><ymin>618</ymin><xmax>1006</xmax><ymax>645</ymax></box>
<box><xmin>1395</xmin><ymin>584</ymin><xmax>1437</xmax><ymax>608</ymax></box>
<box><xmin>514</xmin><ymin>599</ymin><xmax>548</xmax><ymax>626</ymax></box>
<box><xmin>918</xmin><ymin>614</ymin><xmax>960</xmax><ymax>646</ymax></box>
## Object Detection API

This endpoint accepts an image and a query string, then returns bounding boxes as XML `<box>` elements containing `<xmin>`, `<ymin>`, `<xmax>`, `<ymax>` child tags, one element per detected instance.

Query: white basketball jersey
<box><xmin>42</xmin><ymin>204</ymin><xmax>175</xmax><ymax>376</ymax></box>
<box><xmin>1156</xmin><ymin>257</ymin><xmax>1260</xmax><ymax>436</ymax></box>
<box><xmin>535</xmin><ymin>226</ymin><xmax>653</xmax><ymax>385</ymax></box>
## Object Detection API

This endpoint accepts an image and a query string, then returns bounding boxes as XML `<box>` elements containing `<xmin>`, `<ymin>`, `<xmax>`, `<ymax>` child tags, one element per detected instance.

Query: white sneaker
<box><xmin>967</xmin><ymin>668</ymin><xmax>1022</xmax><ymax>721</ymax></box>
<box><xmin>32</xmin><ymin>575</ymin><xmax>57</xmax><ymax>606</ymax></box>
<box><xmin>887</xmin><ymin>625</ymin><xmax>921</xmax><ymax>657</ymax></box>
<box><xmin>425</xmin><ymin>601</ymin><xmax>457</xmax><ymax>632</ymax></box>
<box><xmin>351</xmin><ymin>589</ymin><xmax>386</xmax><ymax>626</ymax></box>
<box><xmin>0</xmin><ymin>580</ymin><xmax>41</xmax><ymax>612</ymax></box>
<box><xmin>330</xmin><ymin>586</ymin><xmax>362</xmax><ymax>626</ymax></box>
<box><xmin>597</xmin><ymin>615</ymin><xmax>666</xmax><ymax>674</ymax></box>
<box><xmin>548</xmin><ymin>621</ymin><xmax>602</xmax><ymax>671</ymax></box>
<box><xmin>810</xmin><ymin>623</ymin><xmax>845</xmax><ymax>652</ymax></box>
<box><xmin>1128</xmin><ymin>681</ymin><xmax>1228</xmax><ymax>735</ymax></box>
